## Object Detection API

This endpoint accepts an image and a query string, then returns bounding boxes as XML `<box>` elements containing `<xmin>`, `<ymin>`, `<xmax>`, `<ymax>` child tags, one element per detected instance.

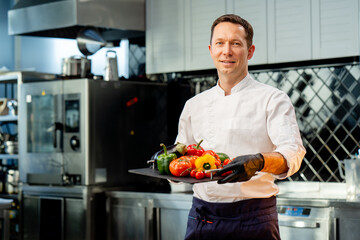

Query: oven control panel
<box><xmin>278</xmin><ymin>206</ymin><xmax>311</xmax><ymax>217</ymax></box>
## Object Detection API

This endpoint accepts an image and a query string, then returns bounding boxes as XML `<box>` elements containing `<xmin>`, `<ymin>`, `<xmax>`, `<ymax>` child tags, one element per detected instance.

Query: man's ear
<box><xmin>247</xmin><ymin>45</ymin><xmax>255</xmax><ymax>60</ymax></box>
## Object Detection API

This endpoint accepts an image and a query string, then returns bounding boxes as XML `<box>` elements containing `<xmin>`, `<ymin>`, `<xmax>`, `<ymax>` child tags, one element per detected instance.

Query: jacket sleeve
<box><xmin>266</xmin><ymin>91</ymin><xmax>306</xmax><ymax>179</ymax></box>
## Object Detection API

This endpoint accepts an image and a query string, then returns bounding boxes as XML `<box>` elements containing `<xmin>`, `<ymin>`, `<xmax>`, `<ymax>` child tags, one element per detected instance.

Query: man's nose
<box><xmin>223</xmin><ymin>43</ymin><xmax>232</xmax><ymax>55</ymax></box>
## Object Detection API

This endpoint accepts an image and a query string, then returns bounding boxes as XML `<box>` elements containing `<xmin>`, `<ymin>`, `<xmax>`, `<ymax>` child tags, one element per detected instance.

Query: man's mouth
<box><xmin>220</xmin><ymin>60</ymin><xmax>236</xmax><ymax>64</ymax></box>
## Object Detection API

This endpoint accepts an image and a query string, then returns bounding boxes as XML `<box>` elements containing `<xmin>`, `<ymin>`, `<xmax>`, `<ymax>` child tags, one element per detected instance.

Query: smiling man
<box><xmin>176</xmin><ymin>14</ymin><xmax>306</xmax><ymax>240</ymax></box>
<box><xmin>209</xmin><ymin>20</ymin><xmax>255</xmax><ymax>95</ymax></box>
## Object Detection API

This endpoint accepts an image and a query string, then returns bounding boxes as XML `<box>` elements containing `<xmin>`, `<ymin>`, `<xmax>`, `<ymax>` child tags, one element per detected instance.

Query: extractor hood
<box><xmin>8</xmin><ymin>0</ymin><xmax>145</xmax><ymax>43</ymax></box>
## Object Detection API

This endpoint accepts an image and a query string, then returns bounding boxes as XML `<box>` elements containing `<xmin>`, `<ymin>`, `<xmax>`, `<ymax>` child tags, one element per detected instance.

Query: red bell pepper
<box><xmin>186</xmin><ymin>140</ymin><xmax>205</xmax><ymax>156</ymax></box>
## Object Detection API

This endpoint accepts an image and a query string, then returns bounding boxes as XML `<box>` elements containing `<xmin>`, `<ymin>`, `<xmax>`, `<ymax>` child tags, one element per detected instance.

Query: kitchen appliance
<box><xmin>338</xmin><ymin>155</ymin><xmax>360</xmax><ymax>201</ymax></box>
<box><xmin>8</xmin><ymin>0</ymin><xmax>145</xmax><ymax>42</ymax></box>
<box><xmin>277</xmin><ymin>199</ymin><xmax>332</xmax><ymax>240</ymax></box>
<box><xmin>104</xmin><ymin>50</ymin><xmax>119</xmax><ymax>81</ymax></box>
<box><xmin>19</xmin><ymin>78</ymin><xmax>183</xmax><ymax>187</ymax></box>
<box><xmin>61</xmin><ymin>56</ymin><xmax>92</xmax><ymax>78</ymax></box>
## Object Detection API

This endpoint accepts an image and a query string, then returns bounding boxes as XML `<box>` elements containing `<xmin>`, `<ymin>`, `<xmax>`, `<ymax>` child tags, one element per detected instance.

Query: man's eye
<box><xmin>233</xmin><ymin>42</ymin><xmax>241</xmax><ymax>46</ymax></box>
<box><xmin>216</xmin><ymin>42</ymin><xmax>223</xmax><ymax>45</ymax></box>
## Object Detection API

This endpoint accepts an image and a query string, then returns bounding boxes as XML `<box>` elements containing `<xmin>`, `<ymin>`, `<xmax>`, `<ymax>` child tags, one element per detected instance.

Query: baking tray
<box><xmin>128</xmin><ymin>168</ymin><xmax>222</xmax><ymax>184</ymax></box>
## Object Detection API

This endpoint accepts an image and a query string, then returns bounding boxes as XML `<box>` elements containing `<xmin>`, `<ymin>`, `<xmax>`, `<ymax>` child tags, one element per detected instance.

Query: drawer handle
<box><xmin>279</xmin><ymin>220</ymin><xmax>320</xmax><ymax>229</ymax></box>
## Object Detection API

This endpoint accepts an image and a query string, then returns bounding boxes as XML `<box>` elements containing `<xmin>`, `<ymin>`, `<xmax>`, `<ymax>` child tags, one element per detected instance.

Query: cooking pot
<box><xmin>61</xmin><ymin>56</ymin><xmax>91</xmax><ymax>78</ymax></box>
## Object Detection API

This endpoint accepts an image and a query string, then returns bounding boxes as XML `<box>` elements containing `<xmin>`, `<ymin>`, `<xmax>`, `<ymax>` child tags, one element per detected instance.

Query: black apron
<box><xmin>184</xmin><ymin>196</ymin><xmax>280</xmax><ymax>240</ymax></box>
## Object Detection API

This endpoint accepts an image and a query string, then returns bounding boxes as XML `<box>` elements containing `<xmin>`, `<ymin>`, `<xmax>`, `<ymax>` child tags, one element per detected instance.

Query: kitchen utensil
<box><xmin>104</xmin><ymin>50</ymin><xmax>119</xmax><ymax>81</ymax></box>
<box><xmin>7</xmin><ymin>99</ymin><xmax>17</xmax><ymax>116</ymax></box>
<box><xmin>0</xmin><ymin>99</ymin><xmax>9</xmax><ymax>116</ymax></box>
<box><xmin>61</xmin><ymin>56</ymin><xmax>91</xmax><ymax>78</ymax></box>
<box><xmin>338</xmin><ymin>156</ymin><xmax>360</xmax><ymax>201</ymax></box>
<box><xmin>76</xmin><ymin>27</ymin><xmax>107</xmax><ymax>56</ymax></box>
<box><xmin>4</xmin><ymin>141</ymin><xmax>18</xmax><ymax>154</ymax></box>
<box><xmin>6</xmin><ymin>169</ymin><xmax>19</xmax><ymax>194</ymax></box>
<box><xmin>205</xmin><ymin>168</ymin><xmax>222</xmax><ymax>180</ymax></box>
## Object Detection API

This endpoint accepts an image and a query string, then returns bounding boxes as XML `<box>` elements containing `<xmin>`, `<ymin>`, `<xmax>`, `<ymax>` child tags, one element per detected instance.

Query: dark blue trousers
<box><xmin>184</xmin><ymin>196</ymin><xmax>280</xmax><ymax>240</ymax></box>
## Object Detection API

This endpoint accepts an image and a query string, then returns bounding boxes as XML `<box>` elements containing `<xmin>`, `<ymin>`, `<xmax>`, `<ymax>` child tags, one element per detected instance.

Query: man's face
<box><xmin>209</xmin><ymin>22</ymin><xmax>255</xmax><ymax>80</ymax></box>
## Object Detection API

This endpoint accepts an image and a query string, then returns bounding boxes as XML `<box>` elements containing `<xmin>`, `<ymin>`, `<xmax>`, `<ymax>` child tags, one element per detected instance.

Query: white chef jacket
<box><xmin>175</xmin><ymin>74</ymin><xmax>306</xmax><ymax>202</ymax></box>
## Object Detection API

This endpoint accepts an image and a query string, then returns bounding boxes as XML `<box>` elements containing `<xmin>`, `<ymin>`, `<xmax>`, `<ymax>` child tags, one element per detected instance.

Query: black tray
<box><xmin>129</xmin><ymin>168</ymin><xmax>222</xmax><ymax>184</ymax></box>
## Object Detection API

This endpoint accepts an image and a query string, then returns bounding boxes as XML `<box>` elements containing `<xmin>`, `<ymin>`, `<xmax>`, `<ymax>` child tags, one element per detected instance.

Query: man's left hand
<box><xmin>216</xmin><ymin>153</ymin><xmax>264</xmax><ymax>184</ymax></box>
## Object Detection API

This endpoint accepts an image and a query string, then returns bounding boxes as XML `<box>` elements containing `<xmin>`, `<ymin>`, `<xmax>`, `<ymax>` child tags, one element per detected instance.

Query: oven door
<box><xmin>278</xmin><ymin>205</ymin><xmax>331</xmax><ymax>240</ymax></box>
<box><xmin>19</xmin><ymin>80</ymin><xmax>65</xmax><ymax>184</ymax></box>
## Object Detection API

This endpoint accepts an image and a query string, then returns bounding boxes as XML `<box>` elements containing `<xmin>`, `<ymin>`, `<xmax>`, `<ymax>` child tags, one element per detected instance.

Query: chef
<box><xmin>176</xmin><ymin>14</ymin><xmax>306</xmax><ymax>240</ymax></box>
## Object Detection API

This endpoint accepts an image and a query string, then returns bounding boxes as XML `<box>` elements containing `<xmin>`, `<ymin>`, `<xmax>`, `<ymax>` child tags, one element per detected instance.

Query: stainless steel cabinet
<box><xmin>21</xmin><ymin>185</ymin><xmax>105</xmax><ymax>240</ymax></box>
<box><xmin>106</xmin><ymin>191</ymin><xmax>192</xmax><ymax>240</ymax></box>
<box><xmin>333</xmin><ymin>205</ymin><xmax>360</xmax><ymax>240</ymax></box>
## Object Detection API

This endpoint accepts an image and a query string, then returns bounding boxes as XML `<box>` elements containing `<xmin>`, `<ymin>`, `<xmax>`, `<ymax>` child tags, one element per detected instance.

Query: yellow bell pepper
<box><xmin>195</xmin><ymin>154</ymin><xmax>217</xmax><ymax>172</ymax></box>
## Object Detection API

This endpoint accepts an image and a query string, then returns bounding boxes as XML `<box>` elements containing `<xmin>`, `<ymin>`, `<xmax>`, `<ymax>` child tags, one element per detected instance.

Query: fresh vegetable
<box><xmin>217</xmin><ymin>152</ymin><xmax>230</xmax><ymax>163</ymax></box>
<box><xmin>190</xmin><ymin>169</ymin><xmax>197</xmax><ymax>178</ymax></box>
<box><xmin>202</xmin><ymin>150</ymin><xmax>221</xmax><ymax>167</ymax></box>
<box><xmin>157</xmin><ymin>143</ymin><xmax>177</xmax><ymax>175</ymax></box>
<box><xmin>151</xmin><ymin>142</ymin><xmax>187</xmax><ymax>161</ymax></box>
<box><xmin>195</xmin><ymin>171</ymin><xmax>205</xmax><ymax>180</ymax></box>
<box><xmin>188</xmin><ymin>155</ymin><xmax>198</xmax><ymax>168</ymax></box>
<box><xmin>169</xmin><ymin>158</ymin><xmax>192</xmax><ymax>177</ymax></box>
<box><xmin>221</xmin><ymin>158</ymin><xmax>233</xmax><ymax>176</ymax></box>
<box><xmin>187</xmin><ymin>140</ymin><xmax>205</xmax><ymax>156</ymax></box>
<box><xmin>195</xmin><ymin>154</ymin><xmax>217</xmax><ymax>172</ymax></box>
<box><xmin>175</xmin><ymin>142</ymin><xmax>188</xmax><ymax>155</ymax></box>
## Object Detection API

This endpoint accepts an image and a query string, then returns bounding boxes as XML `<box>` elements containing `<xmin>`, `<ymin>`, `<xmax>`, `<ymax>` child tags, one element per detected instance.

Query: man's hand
<box><xmin>216</xmin><ymin>153</ymin><xmax>264</xmax><ymax>184</ymax></box>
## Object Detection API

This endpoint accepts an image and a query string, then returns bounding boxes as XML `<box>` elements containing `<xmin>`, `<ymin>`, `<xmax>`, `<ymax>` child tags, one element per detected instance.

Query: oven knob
<box><xmin>70</xmin><ymin>136</ymin><xmax>80</xmax><ymax>151</ymax></box>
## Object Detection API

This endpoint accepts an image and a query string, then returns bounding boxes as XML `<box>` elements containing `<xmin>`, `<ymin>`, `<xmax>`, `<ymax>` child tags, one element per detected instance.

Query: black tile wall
<box><xmin>251</xmin><ymin>64</ymin><xmax>360</xmax><ymax>182</ymax></box>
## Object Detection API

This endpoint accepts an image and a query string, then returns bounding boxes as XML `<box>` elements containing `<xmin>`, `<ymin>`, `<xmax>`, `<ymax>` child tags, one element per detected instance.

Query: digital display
<box><xmin>65</xmin><ymin>100</ymin><xmax>80</xmax><ymax>133</ymax></box>
<box><xmin>278</xmin><ymin>206</ymin><xmax>311</xmax><ymax>217</ymax></box>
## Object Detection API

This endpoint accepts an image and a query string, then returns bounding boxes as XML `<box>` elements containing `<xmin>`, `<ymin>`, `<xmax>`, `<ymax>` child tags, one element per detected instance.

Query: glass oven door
<box><xmin>19</xmin><ymin>80</ymin><xmax>65</xmax><ymax>184</ymax></box>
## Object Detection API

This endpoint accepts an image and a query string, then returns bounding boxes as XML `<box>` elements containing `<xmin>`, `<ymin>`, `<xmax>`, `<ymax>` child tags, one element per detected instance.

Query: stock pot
<box><xmin>61</xmin><ymin>56</ymin><xmax>91</xmax><ymax>78</ymax></box>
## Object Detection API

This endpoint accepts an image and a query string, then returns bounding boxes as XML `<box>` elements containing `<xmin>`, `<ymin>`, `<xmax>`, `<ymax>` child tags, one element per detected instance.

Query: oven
<box><xmin>277</xmin><ymin>198</ymin><xmax>334</xmax><ymax>240</ymax></box>
<box><xmin>19</xmin><ymin>78</ymin><xmax>178</xmax><ymax>187</ymax></box>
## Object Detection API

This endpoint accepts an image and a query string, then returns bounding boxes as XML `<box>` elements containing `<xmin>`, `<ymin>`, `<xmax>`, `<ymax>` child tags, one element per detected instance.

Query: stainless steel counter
<box><xmin>106</xmin><ymin>182</ymin><xmax>360</xmax><ymax>240</ymax></box>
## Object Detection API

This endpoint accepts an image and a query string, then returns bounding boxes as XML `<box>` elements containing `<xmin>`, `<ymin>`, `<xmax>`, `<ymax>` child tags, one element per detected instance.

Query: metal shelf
<box><xmin>0</xmin><ymin>154</ymin><xmax>18</xmax><ymax>159</ymax></box>
<box><xmin>0</xmin><ymin>115</ymin><xmax>18</xmax><ymax>122</ymax></box>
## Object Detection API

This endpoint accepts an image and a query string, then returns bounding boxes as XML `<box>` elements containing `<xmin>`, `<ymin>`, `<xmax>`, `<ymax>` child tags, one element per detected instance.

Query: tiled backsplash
<box><xmin>251</xmin><ymin>64</ymin><xmax>360</xmax><ymax>182</ymax></box>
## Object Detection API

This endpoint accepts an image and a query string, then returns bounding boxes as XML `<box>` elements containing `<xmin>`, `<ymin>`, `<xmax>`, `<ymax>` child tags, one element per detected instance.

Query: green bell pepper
<box><xmin>157</xmin><ymin>143</ymin><xmax>177</xmax><ymax>175</ymax></box>
<box><xmin>217</xmin><ymin>152</ymin><xmax>230</xmax><ymax>163</ymax></box>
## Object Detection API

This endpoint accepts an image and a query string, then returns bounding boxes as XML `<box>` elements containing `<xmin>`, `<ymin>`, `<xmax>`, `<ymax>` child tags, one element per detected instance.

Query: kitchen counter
<box><xmin>276</xmin><ymin>181</ymin><xmax>360</xmax><ymax>208</ymax></box>
<box><xmin>106</xmin><ymin>182</ymin><xmax>360</xmax><ymax>240</ymax></box>
<box><xmin>107</xmin><ymin>181</ymin><xmax>360</xmax><ymax>208</ymax></box>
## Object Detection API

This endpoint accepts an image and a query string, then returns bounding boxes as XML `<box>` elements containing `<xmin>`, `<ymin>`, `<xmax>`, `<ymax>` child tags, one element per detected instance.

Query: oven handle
<box><xmin>53</xmin><ymin>122</ymin><xmax>63</xmax><ymax>148</ymax></box>
<box><xmin>278</xmin><ymin>220</ymin><xmax>320</xmax><ymax>229</ymax></box>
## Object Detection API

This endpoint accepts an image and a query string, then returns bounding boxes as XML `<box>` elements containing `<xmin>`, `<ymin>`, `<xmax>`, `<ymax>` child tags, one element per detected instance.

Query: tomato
<box><xmin>190</xmin><ymin>169</ymin><xmax>197</xmax><ymax>178</ymax></box>
<box><xmin>177</xmin><ymin>155</ymin><xmax>198</xmax><ymax>169</ymax></box>
<box><xmin>169</xmin><ymin>158</ymin><xmax>192</xmax><ymax>177</ymax></box>
<box><xmin>221</xmin><ymin>158</ymin><xmax>232</xmax><ymax>176</ymax></box>
<box><xmin>188</xmin><ymin>156</ymin><xmax>198</xmax><ymax>169</ymax></box>
<box><xmin>205</xmin><ymin>172</ymin><xmax>212</xmax><ymax>178</ymax></box>
<box><xmin>223</xmin><ymin>159</ymin><xmax>231</xmax><ymax>166</ymax></box>
<box><xmin>195</xmin><ymin>171</ymin><xmax>205</xmax><ymax>180</ymax></box>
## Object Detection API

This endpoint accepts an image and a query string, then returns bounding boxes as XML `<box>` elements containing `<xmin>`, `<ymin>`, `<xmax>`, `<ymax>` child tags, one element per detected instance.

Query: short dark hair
<box><xmin>210</xmin><ymin>14</ymin><xmax>254</xmax><ymax>49</ymax></box>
